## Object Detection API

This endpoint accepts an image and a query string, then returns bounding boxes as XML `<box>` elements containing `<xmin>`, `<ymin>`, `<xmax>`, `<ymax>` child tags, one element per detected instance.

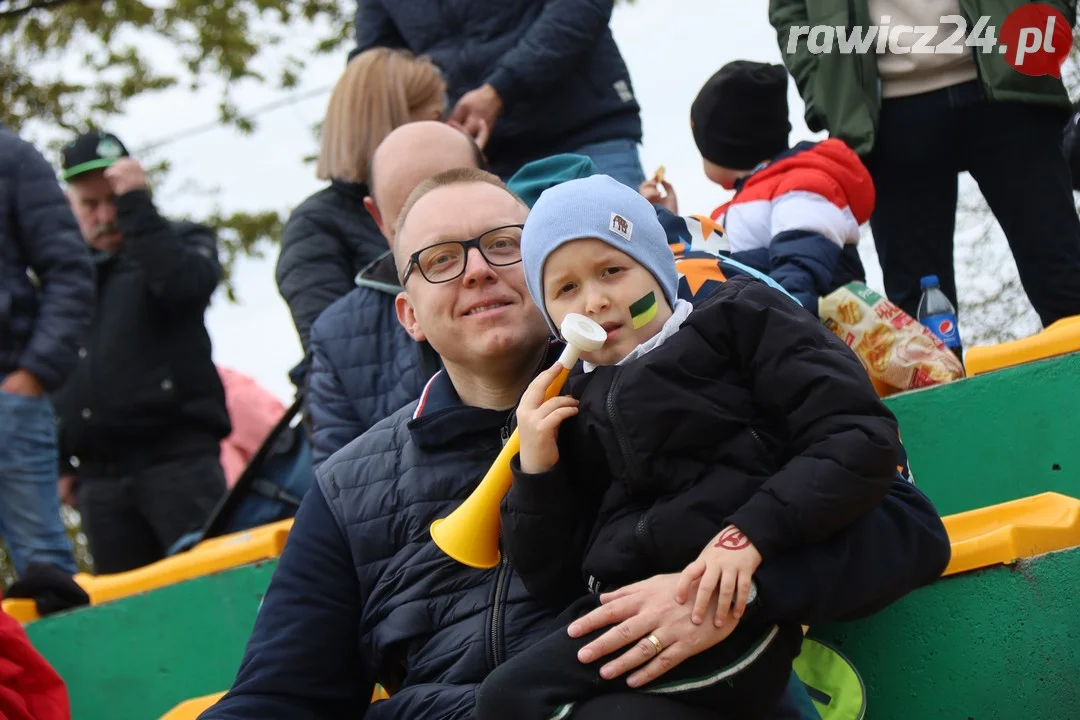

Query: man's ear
<box><xmin>395</xmin><ymin>291</ymin><xmax>427</xmax><ymax>342</ymax></box>
<box><xmin>365</xmin><ymin>196</ymin><xmax>389</xmax><ymax>241</ymax></box>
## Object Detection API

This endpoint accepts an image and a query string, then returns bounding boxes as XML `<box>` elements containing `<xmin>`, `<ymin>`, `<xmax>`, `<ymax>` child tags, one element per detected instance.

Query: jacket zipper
<box><xmin>750</xmin><ymin>427</ymin><xmax>767</xmax><ymax>451</ymax></box>
<box><xmin>605</xmin><ymin>369</ymin><xmax>636</xmax><ymax>483</ymax></box>
<box><xmin>489</xmin><ymin>547</ymin><xmax>510</xmax><ymax>668</ymax></box>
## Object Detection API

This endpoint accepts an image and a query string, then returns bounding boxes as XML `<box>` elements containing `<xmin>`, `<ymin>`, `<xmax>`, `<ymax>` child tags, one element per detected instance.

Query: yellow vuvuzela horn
<box><xmin>430</xmin><ymin>313</ymin><xmax>607</xmax><ymax>568</ymax></box>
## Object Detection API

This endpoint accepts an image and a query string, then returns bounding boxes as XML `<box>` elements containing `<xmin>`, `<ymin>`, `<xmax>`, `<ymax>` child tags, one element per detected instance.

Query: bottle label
<box><xmin>922</xmin><ymin>312</ymin><xmax>961</xmax><ymax>348</ymax></box>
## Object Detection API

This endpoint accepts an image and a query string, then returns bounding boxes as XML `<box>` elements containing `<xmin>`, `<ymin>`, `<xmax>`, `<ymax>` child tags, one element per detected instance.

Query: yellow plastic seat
<box><xmin>2</xmin><ymin>518</ymin><xmax>294</xmax><ymax>624</ymax></box>
<box><xmin>159</xmin><ymin>686</ymin><xmax>390</xmax><ymax>718</ymax></box>
<box><xmin>965</xmin><ymin>315</ymin><xmax>1080</xmax><ymax>377</ymax></box>
<box><xmin>941</xmin><ymin>492</ymin><xmax>1080</xmax><ymax>576</ymax></box>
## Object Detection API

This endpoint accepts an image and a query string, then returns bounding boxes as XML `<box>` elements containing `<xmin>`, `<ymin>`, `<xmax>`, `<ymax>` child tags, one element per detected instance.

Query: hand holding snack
<box><xmin>639</xmin><ymin>165</ymin><xmax>678</xmax><ymax>213</ymax></box>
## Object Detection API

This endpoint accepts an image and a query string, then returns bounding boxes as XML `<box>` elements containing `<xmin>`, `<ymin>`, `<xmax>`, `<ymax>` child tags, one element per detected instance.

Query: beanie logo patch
<box><xmin>609</xmin><ymin>213</ymin><xmax>633</xmax><ymax>241</ymax></box>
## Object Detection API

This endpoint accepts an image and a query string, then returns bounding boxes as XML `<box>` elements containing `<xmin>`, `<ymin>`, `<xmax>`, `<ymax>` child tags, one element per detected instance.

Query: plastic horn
<box><xmin>430</xmin><ymin>313</ymin><xmax>607</xmax><ymax>568</ymax></box>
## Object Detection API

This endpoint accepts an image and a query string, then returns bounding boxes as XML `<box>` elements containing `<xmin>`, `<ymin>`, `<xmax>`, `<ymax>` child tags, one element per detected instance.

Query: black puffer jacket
<box><xmin>0</xmin><ymin>125</ymin><xmax>95</xmax><ymax>391</ymax></box>
<box><xmin>275</xmin><ymin>181</ymin><xmax>388</xmax><ymax>363</ymax></box>
<box><xmin>52</xmin><ymin>190</ymin><xmax>230</xmax><ymax>468</ymax></box>
<box><xmin>353</xmin><ymin>0</ymin><xmax>642</xmax><ymax>177</ymax></box>
<box><xmin>504</xmin><ymin>277</ymin><xmax>900</xmax><ymax>606</ymax></box>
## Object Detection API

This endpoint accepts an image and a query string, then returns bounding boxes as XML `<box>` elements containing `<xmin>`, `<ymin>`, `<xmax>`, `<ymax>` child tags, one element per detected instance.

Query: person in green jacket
<box><xmin>770</xmin><ymin>0</ymin><xmax>1080</xmax><ymax>331</ymax></box>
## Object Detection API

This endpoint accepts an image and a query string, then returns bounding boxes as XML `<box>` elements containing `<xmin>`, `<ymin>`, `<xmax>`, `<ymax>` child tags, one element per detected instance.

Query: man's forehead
<box><xmin>400</xmin><ymin>183</ymin><xmax>526</xmax><ymax>251</ymax></box>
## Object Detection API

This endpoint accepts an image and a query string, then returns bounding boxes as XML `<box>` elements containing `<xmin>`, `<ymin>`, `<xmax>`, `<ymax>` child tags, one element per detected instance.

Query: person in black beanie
<box><xmin>640</xmin><ymin>60</ymin><xmax>874</xmax><ymax>315</ymax></box>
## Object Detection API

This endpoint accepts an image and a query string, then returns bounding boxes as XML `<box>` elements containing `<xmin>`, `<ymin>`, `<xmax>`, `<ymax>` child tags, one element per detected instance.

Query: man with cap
<box><xmin>0</xmin><ymin>125</ymin><xmax>93</xmax><ymax>581</ymax></box>
<box><xmin>54</xmin><ymin>131</ymin><xmax>231</xmax><ymax>574</ymax></box>
<box><xmin>641</xmin><ymin>60</ymin><xmax>873</xmax><ymax>316</ymax></box>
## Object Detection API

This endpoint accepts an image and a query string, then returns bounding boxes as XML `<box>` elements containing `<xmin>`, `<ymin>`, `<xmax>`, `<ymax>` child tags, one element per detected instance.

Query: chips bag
<box><xmin>820</xmin><ymin>282</ymin><xmax>965</xmax><ymax>391</ymax></box>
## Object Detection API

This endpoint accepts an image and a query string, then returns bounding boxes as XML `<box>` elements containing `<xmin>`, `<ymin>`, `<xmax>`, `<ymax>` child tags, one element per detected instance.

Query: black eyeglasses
<box><xmin>401</xmin><ymin>224</ymin><xmax>525</xmax><ymax>285</ymax></box>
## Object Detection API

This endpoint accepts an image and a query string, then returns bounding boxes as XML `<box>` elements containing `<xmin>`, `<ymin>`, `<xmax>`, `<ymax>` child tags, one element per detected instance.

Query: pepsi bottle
<box><xmin>917</xmin><ymin>275</ymin><xmax>962</xmax><ymax>362</ymax></box>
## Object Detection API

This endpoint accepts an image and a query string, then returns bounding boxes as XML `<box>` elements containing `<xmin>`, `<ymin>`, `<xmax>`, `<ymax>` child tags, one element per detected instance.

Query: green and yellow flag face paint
<box><xmin>629</xmin><ymin>291</ymin><xmax>658</xmax><ymax>329</ymax></box>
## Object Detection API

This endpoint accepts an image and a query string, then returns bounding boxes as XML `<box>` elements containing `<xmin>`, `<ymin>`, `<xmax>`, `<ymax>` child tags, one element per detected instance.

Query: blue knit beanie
<box><xmin>507</xmin><ymin>154</ymin><xmax>601</xmax><ymax>208</ymax></box>
<box><xmin>521</xmin><ymin>174</ymin><xmax>678</xmax><ymax>337</ymax></box>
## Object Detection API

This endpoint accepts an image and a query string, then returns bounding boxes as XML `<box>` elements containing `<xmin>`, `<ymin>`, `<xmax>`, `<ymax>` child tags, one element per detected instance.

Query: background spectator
<box><xmin>771</xmin><ymin>0</ymin><xmax>1080</xmax><ymax>327</ymax></box>
<box><xmin>54</xmin><ymin>131</ymin><xmax>230</xmax><ymax>575</ymax></box>
<box><xmin>275</xmin><ymin>48</ymin><xmax>446</xmax><ymax>389</ymax></box>
<box><xmin>353</xmin><ymin>0</ymin><xmax>646</xmax><ymax>186</ymax></box>
<box><xmin>0</xmin><ymin>125</ymin><xmax>93</xmax><ymax>579</ymax></box>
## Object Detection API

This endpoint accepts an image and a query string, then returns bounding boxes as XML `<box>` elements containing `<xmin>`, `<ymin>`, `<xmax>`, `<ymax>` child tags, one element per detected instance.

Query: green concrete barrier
<box><xmin>24</xmin><ymin>560</ymin><xmax>277</xmax><ymax>720</ymax></box>
<box><xmin>883</xmin><ymin>353</ymin><xmax>1080</xmax><ymax>515</ymax></box>
<box><xmin>813</xmin><ymin>545</ymin><xmax>1080</xmax><ymax>719</ymax></box>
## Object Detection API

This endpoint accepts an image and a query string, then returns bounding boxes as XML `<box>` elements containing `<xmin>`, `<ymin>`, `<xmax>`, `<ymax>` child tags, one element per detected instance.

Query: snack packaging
<box><xmin>820</xmin><ymin>282</ymin><xmax>965</xmax><ymax>390</ymax></box>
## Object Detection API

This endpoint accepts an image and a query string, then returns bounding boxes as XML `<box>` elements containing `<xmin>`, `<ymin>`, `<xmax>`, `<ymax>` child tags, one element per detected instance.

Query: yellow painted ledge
<box><xmin>942</xmin><ymin>492</ymin><xmax>1080</xmax><ymax>576</ymax></box>
<box><xmin>2</xmin><ymin>519</ymin><xmax>294</xmax><ymax>625</ymax></box>
<box><xmin>965</xmin><ymin>315</ymin><xmax>1080</xmax><ymax>377</ymax></box>
<box><xmin>160</xmin><ymin>686</ymin><xmax>390</xmax><ymax>719</ymax></box>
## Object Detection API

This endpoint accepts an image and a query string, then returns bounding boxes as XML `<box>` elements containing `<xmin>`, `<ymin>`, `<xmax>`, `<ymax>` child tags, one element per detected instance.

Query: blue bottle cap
<box><xmin>920</xmin><ymin>275</ymin><xmax>940</xmax><ymax>289</ymax></box>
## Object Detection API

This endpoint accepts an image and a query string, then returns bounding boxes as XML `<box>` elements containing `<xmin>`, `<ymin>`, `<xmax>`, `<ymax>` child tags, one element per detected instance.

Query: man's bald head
<box><xmin>364</xmin><ymin>121</ymin><xmax>483</xmax><ymax>244</ymax></box>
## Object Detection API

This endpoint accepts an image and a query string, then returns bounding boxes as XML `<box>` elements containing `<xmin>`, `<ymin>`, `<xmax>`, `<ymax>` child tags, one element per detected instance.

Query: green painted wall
<box><xmin>25</xmin><ymin>560</ymin><xmax>277</xmax><ymax>720</ymax></box>
<box><xmin>883</xmin><ymin>353</ymin><xmax>1080</xmax><ymax>515</ymax></box>
<box><xmin>813</xmin><ymin>546</ymin><xmax>1080</xmax><ymax>719</ymax></box>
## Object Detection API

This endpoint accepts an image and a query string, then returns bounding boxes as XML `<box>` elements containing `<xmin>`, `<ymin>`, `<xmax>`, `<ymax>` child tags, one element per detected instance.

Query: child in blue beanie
<box><xmin>475</xmin><ymin>174</ymin><xmax>904</xmax><ymax>719</ymax></box>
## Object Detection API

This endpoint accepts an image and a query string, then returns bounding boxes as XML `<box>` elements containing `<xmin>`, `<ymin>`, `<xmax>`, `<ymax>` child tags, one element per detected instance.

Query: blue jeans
<box><xmin>0</xmin><ymin>384</ymin><xmax>77</xmax><ymax>576</ymax></box>
<box><xmin>573</xmin><ymin>138</ymin><xmax>647</xmax><ymax>190</ymax></box>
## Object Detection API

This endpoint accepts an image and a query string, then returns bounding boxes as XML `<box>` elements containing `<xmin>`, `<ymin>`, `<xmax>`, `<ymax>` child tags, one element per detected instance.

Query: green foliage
<box><xmin>0</xmin><ymin>0</ymin><xmax>352</xmax><ymax>294</ymax></box>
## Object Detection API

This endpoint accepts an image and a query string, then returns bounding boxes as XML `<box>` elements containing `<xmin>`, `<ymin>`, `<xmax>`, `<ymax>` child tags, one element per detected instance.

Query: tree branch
<box><xmin>0</xmin><ymin>0</ymin><xmax>78</xmax><ymax>21</ymax></box>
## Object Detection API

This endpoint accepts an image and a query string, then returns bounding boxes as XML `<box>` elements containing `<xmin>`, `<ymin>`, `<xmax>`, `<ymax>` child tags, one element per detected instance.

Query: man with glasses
<box><xmin>204</xmin><ymin>167</ymin><xmax>950</xmax><ymax>720</ymax></box>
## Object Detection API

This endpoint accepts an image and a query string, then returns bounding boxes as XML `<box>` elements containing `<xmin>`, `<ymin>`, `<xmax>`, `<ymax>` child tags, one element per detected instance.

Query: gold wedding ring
<box><xmin>645</xmin><ymin>633</ymin><xmax>663</xmax><ymax>655</ymax></box>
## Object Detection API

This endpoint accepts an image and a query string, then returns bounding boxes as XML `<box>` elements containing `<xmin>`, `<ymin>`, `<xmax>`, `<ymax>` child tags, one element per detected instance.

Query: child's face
<box><xmin>542</xmin><ymin>238</ymin><xmax>673</xmax><ymax>366</ymax></box>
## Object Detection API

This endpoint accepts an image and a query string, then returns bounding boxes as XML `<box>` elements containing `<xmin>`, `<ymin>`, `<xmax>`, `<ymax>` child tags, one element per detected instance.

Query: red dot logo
<box><xmin>1000</xmin><ymin>4</ymin><xmax>1072</xmax><ymax>78</ymax></box>
<box><xmin>938</xmin><ymin>319</ymin><xmax>954</xmax><ymax>335</ymax></box>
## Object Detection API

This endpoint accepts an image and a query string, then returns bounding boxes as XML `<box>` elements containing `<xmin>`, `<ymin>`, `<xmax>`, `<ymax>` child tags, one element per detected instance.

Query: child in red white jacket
<box><xmin>641</xmin><ymin>60</ymin><xmax>875</xmax><ymax>315</ymax></box>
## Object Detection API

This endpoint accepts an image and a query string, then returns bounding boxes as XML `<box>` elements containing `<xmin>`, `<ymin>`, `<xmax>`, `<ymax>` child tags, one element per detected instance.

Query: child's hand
<box><xmin>517</xmin><ymin>363</ymin><xmax>578</xmax><ymax>474</ymax></box>
<box><xmin>675</xmin><ymin>525</ymin><xmax>762</xmax><ymax>627</ymax></box>
<box><xmin>639</xmin><ymin>178</ymin><xmax>678</xmax><ymax>214</ymax></box>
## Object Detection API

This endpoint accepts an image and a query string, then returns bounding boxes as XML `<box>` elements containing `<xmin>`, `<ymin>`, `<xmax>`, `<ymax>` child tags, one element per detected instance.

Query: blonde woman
<box><xmin>275</xmin><ymin>47</ymin><xmax>447</xmax><ymax>386</ymax></box>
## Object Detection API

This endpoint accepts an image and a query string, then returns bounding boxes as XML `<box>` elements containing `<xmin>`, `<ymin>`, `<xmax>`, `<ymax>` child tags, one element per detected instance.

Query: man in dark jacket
<box><xmin>771</xmin><ymin>0</ymin><xmax>1080</xmax><ymax>329</ymax></box>
<box><xmin>202</xmin><ymin>169</ymin><xmax>951</xmax><ymax>720</ymax></box>
<box><xmin>54</xmin><ymin>131</ymin><xmax>231</xmax><ymax>574</ymax></box>
<box><xmin>307</xmin><ymin>121</ymin><xmax>478</xmax><ymax>469</ymax></box>
<box><xmin>353</xmin><ymin>0</ymin><xmax>645</xmax><ymax>185</ymax></box>
<box><xmin>0</xmin><ymin>126</ymin><xmax>94</xmax><ymax>578</ymax></box>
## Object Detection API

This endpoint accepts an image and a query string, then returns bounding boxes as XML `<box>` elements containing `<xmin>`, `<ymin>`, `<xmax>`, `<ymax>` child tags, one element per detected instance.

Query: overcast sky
<box><xmin>91</xmin><ymin>1</ymin><xmax>888</xmax><ymax>402</ymax></box>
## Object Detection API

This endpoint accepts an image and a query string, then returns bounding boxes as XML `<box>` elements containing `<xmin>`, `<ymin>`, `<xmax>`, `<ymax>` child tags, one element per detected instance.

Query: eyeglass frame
<box><xmin>400</xmin><ymin>223</ymin><xmax>526</xmax><ymax>285</ymax></box>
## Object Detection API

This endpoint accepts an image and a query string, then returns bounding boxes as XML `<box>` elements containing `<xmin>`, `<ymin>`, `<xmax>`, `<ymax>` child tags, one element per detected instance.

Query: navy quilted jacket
<box><xmin>353</xmin><ymin>0</ymin><xmax>642</xmax><ymax>177</ymax></box>
<box><xmin>307</xmin><ymin>252</ymin><xmax>440</xmax><ymax>469</ymax></box>
<box><xmin>0</xmin><ymin>126</ymin><xmax>94</xmax><ymax>391</ymax></box>
<box><xmin>203</xmin><ymin>352</ymin><xmax>950</xmax><ymax>719</ymax></box>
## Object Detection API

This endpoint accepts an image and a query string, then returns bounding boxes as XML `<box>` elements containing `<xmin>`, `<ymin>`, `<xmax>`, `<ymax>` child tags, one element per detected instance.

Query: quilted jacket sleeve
<box><xmin>8</xmin><ymin>134</ymin><xmax>95</xmax><ymax>391</ymax></box>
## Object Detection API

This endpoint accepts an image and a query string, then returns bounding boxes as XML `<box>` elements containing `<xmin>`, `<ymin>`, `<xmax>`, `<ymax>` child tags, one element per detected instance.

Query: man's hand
<box><xmin>104</xmin><ymin>157</ymin><xmax>148</xmax><ymax>196</ymax></box>
<box><xmin>449</xmin><ymin>84</ymin><xmax>503</xmax><ymax>146</ymax></box>
<box><xmin>59</xmin><ymin>475</ymin><xmax>77</xmax><ymax>508</ymax></box>
<box><xmin>0</xmin><ymin>369</ymin><xmax>44</xmax><ymax>397</ymax></box>
<box><xmin>675</xmin><ymin>525</ymin><xmax>762</xmax><ymax>627</ymax></box>
<box><xmin>566</xmin><ymin>573</ymin><xmax>741</xmax><ymax>688</ymax></box>
<box><xmin>516</xmin><ymin>363</ymin><xmax>577</xmax><ymax>474</ymax></box>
